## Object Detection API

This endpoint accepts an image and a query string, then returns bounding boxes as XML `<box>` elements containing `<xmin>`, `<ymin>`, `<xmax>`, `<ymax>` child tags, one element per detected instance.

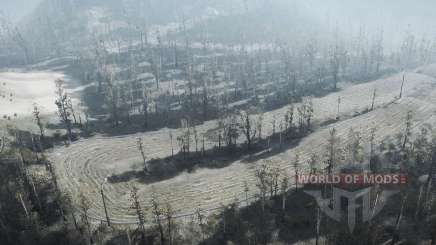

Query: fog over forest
<box><xmin>2</xmin><ymin>1</ymin><xmax>436</xmax><ymax>245</ymax></box>
<box><xmin>0</xmin><ymin>0</ymin><xmax>41</xmax><ymax>21</ymax></box>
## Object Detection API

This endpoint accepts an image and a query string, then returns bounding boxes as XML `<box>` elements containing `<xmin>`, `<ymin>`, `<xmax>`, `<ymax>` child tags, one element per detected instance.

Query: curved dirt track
<box><xmin>49</xmin><ymin>67</ymin><xmax>436</xmax><ymax>223</ymax></box>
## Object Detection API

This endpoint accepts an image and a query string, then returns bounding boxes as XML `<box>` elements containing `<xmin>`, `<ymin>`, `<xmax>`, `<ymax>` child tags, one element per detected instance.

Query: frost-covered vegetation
<box><xmin>2</xmin><ymin>1</ymin><xmax>436</xmax><ymax>245</ymax></box>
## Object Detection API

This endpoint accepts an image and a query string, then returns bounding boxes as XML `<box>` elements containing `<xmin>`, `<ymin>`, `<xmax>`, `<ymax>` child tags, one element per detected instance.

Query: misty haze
<box><xmin>1</xmin><ymin>1</ymin><xmax>436</xmax><ymax>245</ymax></box>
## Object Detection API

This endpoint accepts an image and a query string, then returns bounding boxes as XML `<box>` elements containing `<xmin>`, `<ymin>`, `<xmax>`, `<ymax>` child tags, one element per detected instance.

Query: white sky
<box><xmin>0</xmin><ymin>0</ymin><xmax>41</xmax><ymax>22</ymax></box>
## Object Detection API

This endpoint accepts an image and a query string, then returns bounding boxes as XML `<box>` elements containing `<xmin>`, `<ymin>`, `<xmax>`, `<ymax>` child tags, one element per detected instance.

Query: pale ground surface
<box><xmin>0</xmin><ymin>71</ymin><xmax>64</xmax><ymax>117</ymax></box>
<box><xmin>45</xmin><ymin>65</ymin><xmax>436</xmax><ymax>224</ymax></box>
<box><xmin>0</xmin><ymin>70</ymin><xmax>82</xmax><ymax>134</ymax></box>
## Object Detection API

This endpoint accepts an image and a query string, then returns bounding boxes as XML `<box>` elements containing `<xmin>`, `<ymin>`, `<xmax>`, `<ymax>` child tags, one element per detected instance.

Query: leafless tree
<box><xmin>150</xmin><ymin>55</ymin><xmax>161</xmax><ymax>89</ymax></box>
<box><xmin>151</xmin><ymin>191</ymin><xmax>165</xmax><ymax>245</ymax></box>
<box><xmin>195</xmin><ymin>207</ymin><xmax>206</xmax><ymax>241</ymax></box>
<box><xmin>369</xmin><ymin>127</ymin><xmax>377</xmax><ymax>170</ymax></box>
<box><xmin>305</xmin><ymin>39</ymin><xmax>318</xmax><ymax>71</ymax></box>
<box><xmin>66</xmin><ymin>97</ymin><xmax>77</xmax><ymax>125</ymax></box>
<box><xmin>165</xmin><ymin>201</ymin><xmax>176</xmax><ymax>245</ymax></box>
<box><xmin>169</xmin><ymin>131</ymin><xmax>174</xmax><ymax>157</ymax></box>
<box><xmin>330</xmin><ymin>44</ymin><xmax>342</xmax><ymax>90</ymax></box>
<box><xmin>326</xmin><ymin>128</ymin><xmax>341</xmax><ymax>174</ymax></box>
<box><xmin>370</xmin><ymin>87</ymin><xmax>377</xmax><ymax>111</ymax></box>
<box><xmin>371</xmin><ymin>32</ymin><xmax>384</xmax><ymax>74</ymax></box>
<box><xmin>177</xmin><ymin>119</ymin><xmax>192</xmax><ymax>157</ymax></box>
<box><xmin>193</xmin><ymin>126</ymin><xmax>199</xmax><ymax>153</ymax></box>
<box><xmin>0</xmin><ymin>136</ymin><xmax>5</xmax><ymax>155</ymax></box>
<box><xmin>104</xmin><ymin>73</ymin><xmax>120</xmax><ymax>127</ymax></box>
<box><xmin>79</xmin><ymin>192</ymin><xmax>93</xmax><ymax>244</ymax></box>
<box><xmin>239</xmin><ymin>110</ymin><xmax>256</xmax><ymax>149</ymax></box>
<box><xmin>315</xmin><ymin>205</ymin><xmax>322</xmax><ymax>245</ymax></box>
<box><xmin>137</xmin><ymin>137</ymin><xmax>148</xmax><ymax>173</ymax></box>
<box><xmin>402</xmin><ymin>110</ymin><xmax>413</xmax><ymax>150</ymax></box>
<box><xmin>243</xmin><ymin>180</ymin><xmax>250</xmax><ymax>205</ymax></box>
<box><xmin>257</xmin><ymin>113</ymin><xmax>264</xmax><ymax>140</ymax></box>
<box><xmin>297</xmin><ymin>97</ymin><xmax>314</xmax><ymax>132</ymax></box>
<box><xmin>54</xmin><ymin>79</ymin><xmax>73</xmax><ymax>141</ymax></box>
<box><xmin>399</xmin><ymin>73</ymin><xmax>406</xmax><ymax>99</ymax></box>
<box><xmin>280</xmin><ymin>173</ymin><xmax>289</xmax><ymax>211</ymax></box>
<box><xmin>255</xmin><ymin>164</ymin><xmax>269</xmax><ymax>212</ymax></box>
<box><xmin>32</xmin><ymin>104</ymin><xmax>44</xmax><ymax>138</ymax></box>
<box><xmin>130</xmin><ymin>186</ymin><xmax>146</xmax><ymax>242</ymax></box>
<box><xmin>223</xmin><ymin>113</ymin><xmax>239</xmax><ymax>150</ymax></box>
<box><xmin>269</xmin><ymin>166</ymin><xmax>281</xmax><ymax>197</ymax></box>
<box><xmin>284</xmin><ymin>104</ymin><xmax>295</xmax><ymax>136</ymax></box>
<box><xmin>293</xmin><ymin>154</ymin><xmax>300</xmax><ymax>190</ymax></box>
<box><xmin>346</xmin><ymin>128</ymin><xmax>364</xmax><ymax>163</ymax></box>
<box><xmin>308</xmin><ymin>153</ymin><xmax>318</xmax><ymax>174</ymax></box>
<box><xmin>391</xmin><ymin>192</ymin><xmax>409</xmax><ymax>245</ymax></box>
<box><xmin>141</xmin><ymin>86</ymin><xmax>149</xmax><ymax>128</ymax></box>
<box><xmin>271</xmin><ymin>116</ymin><xmax>277</xmax><ymax>136</ymax></box>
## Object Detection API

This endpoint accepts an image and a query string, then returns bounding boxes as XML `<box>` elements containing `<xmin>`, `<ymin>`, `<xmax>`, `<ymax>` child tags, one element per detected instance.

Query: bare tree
<box><xmin>315</xmin><ymin>205</ymin><xmax>322</xmax><ymax>245</ymax></box>
<box><xmin>271</xmin><ymin>116</ymin><xmax>277</xmax><ymax>136</ymax></box>
<box><xmin>0</xmin><ymin>136</ymin><xmax>6</xmax><ymax>155</ymax></box>
<box><xmin>169</xmin><ymin>131</ymin><xmax>174</xmax><ymax>157</ymax></box>
<box><xmin>284</xmin><ymin>104</ymin><xmax>295</xmax><ymax>137</ymax></box>
<box><xmin>369</xmin><ymin>127</ymin><xmax>377</xmax><ymax>171</ymax></box>
<box><xmin>402</xmin><ymin>110</ymin><xmax>413</xmax><ymax>150</ymax></box>
<box><xmin>195</xmin><ymin>208</ymin><xmax>206</xmax><ymax>241</ymax></box>
<box><xmin>54</xmin><ymin>79</ymin><xmax>73</xmax><ymax>141</ymax></box>
<box><xmin>370</xmin><ymin>87</ymin><xmax>377</xmax><ymax>111</ymax></box>
<box><xmin>141</xmin><ymin>86</ymin><xmax>149</xmax><ymax>128</ymax></box>
<box><xmin>151</xmin><ymin>191</ymin><xmax>165</xmax><ymax>245</ymax></box>
<box><xmin>223</xmin><ymin>113</ymin><xmax>239</xmax><ymax>150</ymax></box>
<box><xmin>130</xmin><ymin>186</ymin><xmax>146</xmax><ymax>242</ymax></box>
<box><xmin>297</xmin><ymin>97</ymin><xmax>314</xmax><ymax>132</ymax></box>
<box><xmin>391</xmin><ymin>192</ymin><xmax>409</xmax><ymax>245</ymax></box>
<box><xmin>177</xmin><ymin>119</ymin><xmax>192</xmax><ymax>158</ymax></box>
<box><xmin>239</xmin><ymin>110</ymin><xmax>256</xmax><ymax>149</ymax></box>
<box><xmin>293</xmin><ymin>154</ymin><xmax>300</xmax><ymax>190</ymax></box>
<box><xmin>255</xmin><ymin>164</ymin><xmax>269</xmax><ymax>212</ymax></box>
<box><xmin>269</xmin><ymin>166</ymin><xmax>281</xmax><ymax>197</ymax></box>
<box><xmin>150</xmin><ymin>55</ymin><xmax>161</xmax><ymax>89</ymax></box>
<box><xmin>280</xmin><ymin>173</ymin><xmax>289</xmax><ymax>211</ymax></box>
<box><xmin>32</xmin><ymin>104</ymin><xmax>44</xmax><ymax>139</ymax></box>
<box><xmin>243</xmin><ymin>180</ymin><xmax>250</xmax><ymax>205</ymax></box>
<box><xmin>330</xmin><ymin>45</ymin><xmax>342</xmax><ymax>90</ymax></box>
<box><xmin>305</xmin><ymin>39</ymin><xmax>318</xmax><ymax>71</ymax></box>
<box><xmin>346</xmin><ymin>128</ymin><xmax>364</xmax><ymax>163</ymax></box>
<box><xmin>105</xmin><ymin>74</ymin><xmax>120</xmax><ymax>127</ymax></box>
<box><xmin>370</xmin><ymin>32</ymin><xmax>384</xmax><ymax>74</ymax></box>
<box><xmin>193</xmin><ymin>126</ymin><xmax>199</xmax><ymax>153</ymax></box>
<box><xmin>257</xmin><ymin>113</ymin><xmax>264</xmax><ymax>140</ymax></box>
<box><xmin>137</xmin><ymin>138</ymin><xmax>148</xmax><ymax>173</ymax></box>
<box><xmin>66</xmin><ymin>97</ymin><xmax>77</xmax><ymax>125</ymax></box>
<box><xmin>165</xmin><ymin>201</ymin><xmax>176</xmax><ymax>245</ymax></box>
<box><xmin>399</xmin><ymin>73</ymin><xmax>406</xmax><ymax>99</ymax></box>
<box><xmin>202</xmin><ymin>82</ymin><xmax>209</xmax><ymax>120</ymax></box>
<box><xmin>326</xmin><ymin>128</ymin><xmax>341</xmax><ymax>174</ymax></box>
<box><xmin>79</xmin><ymin>193</ymin><xmax>93</xmax><ymax>244</ymax></box>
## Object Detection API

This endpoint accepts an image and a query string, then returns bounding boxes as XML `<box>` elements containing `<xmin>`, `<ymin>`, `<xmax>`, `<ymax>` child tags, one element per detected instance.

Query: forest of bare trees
<box><xmin>2</xmin><ymin>1</ymin><xmax>436</xmax><ymax>245</ymax></box>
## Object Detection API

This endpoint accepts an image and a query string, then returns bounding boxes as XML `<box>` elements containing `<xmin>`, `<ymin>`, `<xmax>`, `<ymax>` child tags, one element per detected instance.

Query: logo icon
<box><xmin>305</xmin><ymin>185</ymin><xmax>398</xmax><ymax>232</ymax></box>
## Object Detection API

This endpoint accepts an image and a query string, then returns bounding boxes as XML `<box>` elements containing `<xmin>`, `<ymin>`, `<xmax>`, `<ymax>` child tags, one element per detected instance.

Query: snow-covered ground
<box><xmin>0</xmin><ymin>71</ymin><xmax>64</xmax><ymax>117</ymax></box>
<box><xmin>0</xmin><ymin>70</ymin><xmax>82</xmax><ymax>134</ymax></box>
<box><xmin>46</xmin><ymin>64</ymin><xmax>436</xmax><ymax>224</ymax></box>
